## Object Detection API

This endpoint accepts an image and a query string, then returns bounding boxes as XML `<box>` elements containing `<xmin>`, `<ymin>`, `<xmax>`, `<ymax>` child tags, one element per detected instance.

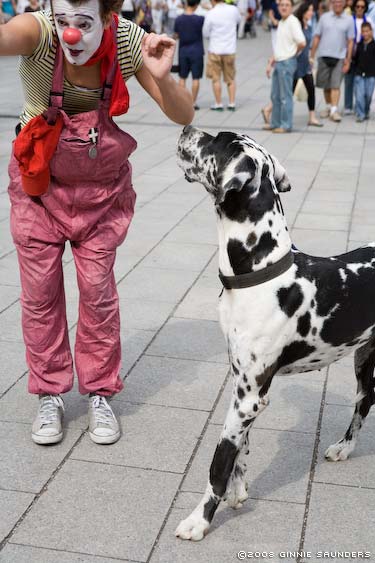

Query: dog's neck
<box><xmin>215</xmin><ymin>190</ymin><xmax>292</xmax><ymax>277</ymax></box>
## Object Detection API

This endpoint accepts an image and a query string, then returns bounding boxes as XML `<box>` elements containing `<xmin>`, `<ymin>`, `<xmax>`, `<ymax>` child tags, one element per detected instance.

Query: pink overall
<box><xmin>8</xmin><ymin>40</ymin><xmax>137</xmax><ymax>396</ymax></box>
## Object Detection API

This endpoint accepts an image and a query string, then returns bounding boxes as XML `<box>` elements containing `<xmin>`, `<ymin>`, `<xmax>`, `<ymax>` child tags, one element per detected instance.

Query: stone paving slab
<box><xmin>147</xmin><ymin>317</ymin><xmax>228</xmax><ymax>364</ymax></box>
<box><xmin>0</xmin><ymin>544</ymin><xmax>131</xmax><ymax>563</ymax></box>
<box><xmin>150</xmin><ymin>492</ymin><xmax>305</xmax><ymax>563</ymax></box>
<box><xmin>0</xmin><ymin>490</ymin><xmax>34</xmax><ymax>541</ymax></box>
<box><xmin>10</xmin><ymin>459</ymin><xmax>181</xmax><ymax>562</ymax></box>
<box><xmin>0</xmin><ymin>422</ymin><xmax>82</xmax><ymax>493</ymax></box>
<box><xmin>303</xmin><ymin>483</ymin><xmax>375</xmax><ymax>558</ymax></box>
<box><xmin>115</xmin><ymin>355</ymin><xmax>228</xmax><ymax>411</ymax></box>
<box><xmin>314</xmin><ymin>404</ymin><xmax>375</xmax><ymax>489</ymax></box>
<box><xmin>70</xmin><ymin>402</ymin><xmax>208</xmax><ymax>473</ymax></box>
<box><xmin>0</xmin><ymin>340</ymin><xmax>27</xmax><ymax>394</ymax></box>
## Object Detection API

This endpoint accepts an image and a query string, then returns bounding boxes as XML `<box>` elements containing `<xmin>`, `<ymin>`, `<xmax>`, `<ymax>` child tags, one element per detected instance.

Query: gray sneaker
<box><xmin>88</xmin><ymin>395</ymin><xmax>120</xmax><ymax>444</ymax></box>
<box><xmin>32</xmin><ymin>394</ymin><xmax>64</xmax><ymax>445</ymax></box>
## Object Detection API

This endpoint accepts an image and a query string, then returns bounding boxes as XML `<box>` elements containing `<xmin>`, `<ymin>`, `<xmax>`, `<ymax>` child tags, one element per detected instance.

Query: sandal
<box><xmin>307</xmin><ymin>120</ymin><xmax>323</xmax><ymax>127</ymax></box>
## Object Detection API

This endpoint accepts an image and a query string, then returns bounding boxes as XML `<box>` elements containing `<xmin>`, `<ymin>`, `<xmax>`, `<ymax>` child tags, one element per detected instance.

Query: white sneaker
<box><xmin>32</xmin><ymin>394</ymin><xmax>64</xmax><ymax>445</ymax></box>
<box><xmin>210</xmin><ymin>103</ymin><xmax>224</xmax><ymax>111</ymax></box>
<box><xmin>88</xmin><ymin>395</ymin><xmax>120</xmax><ymax>444</ymax></box>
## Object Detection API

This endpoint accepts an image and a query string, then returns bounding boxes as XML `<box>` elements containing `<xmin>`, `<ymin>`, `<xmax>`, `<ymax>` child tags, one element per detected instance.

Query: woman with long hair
<box><xmin>294</xmin><ymin>1</ymin><xmax>322</xmax><ymax>125</ymax></box>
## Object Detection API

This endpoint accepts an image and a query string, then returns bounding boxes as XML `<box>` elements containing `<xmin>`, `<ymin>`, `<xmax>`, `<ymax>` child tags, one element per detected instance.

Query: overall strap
<box><xmin>100</xmin><ymin>20</ymin><xmax>119</xmax><ymax>106</ymax></box>
<box><xmin>49</xmin><ymin>41</ymin><xmax>64</xmax><ymax>110</ymax></box>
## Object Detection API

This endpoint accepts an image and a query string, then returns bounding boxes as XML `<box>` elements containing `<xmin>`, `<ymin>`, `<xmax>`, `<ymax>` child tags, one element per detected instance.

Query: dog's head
<box><xmin>177</xmin><ymin>126</ymin><xmax>291</xmax><ymax>206</ymax></box>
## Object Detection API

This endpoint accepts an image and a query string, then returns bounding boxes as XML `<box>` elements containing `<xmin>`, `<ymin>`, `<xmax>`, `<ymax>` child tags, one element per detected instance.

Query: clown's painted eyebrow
<box><xmin>54</xmin><ymin>12</ymin><xmax>95</xmax><ymax>19</ymax></box>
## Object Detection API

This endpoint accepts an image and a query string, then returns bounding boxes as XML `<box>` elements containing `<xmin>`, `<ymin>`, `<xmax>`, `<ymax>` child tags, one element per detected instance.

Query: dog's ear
<box><xmin>216</xmin><ymin>172</ymin><xmax>253</xmax><ymax>204</ymax></box>
<box><xmin>271</xmin><ymin>155</ymin><xmax>292</xmax><ymax>193</ymax></box>
<box><xmin>216</xmin><ymin>156</ymin><xmax>257</xmax><ymax>204</ymax></box>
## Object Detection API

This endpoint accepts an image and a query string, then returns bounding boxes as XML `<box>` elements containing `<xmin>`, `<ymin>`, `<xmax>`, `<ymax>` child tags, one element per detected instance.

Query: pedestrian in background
<box><xmin>294</xmin><ymin>1</ymin><xmax>323</xmax><ymax>126</ymax></box>
<box><xmin>174</xmin><ymin>0</ymin><xmax>204</xmax><ymax>108</ymax></box>
<box><xmin>203</xmin><ymin>0</ymin><xmax>241</xmax><ymax>110</ymax></box>
<box><xmin>266</xmin><ymin>0</ymin><xmax>306</xmax><ymax>133</ymax></box>
<box><xmin>151</xmin><ymin>0</ymin><xmax>166</xmax><ymax>33</ymax></box>
<box><xmin>166</xmin><ymin>0</ymin><xmax>179</xmax><ymax>34</ymax></box>
<box><xmin>353</xmin><ymin>20</ymin><xmax>375</xmax><ymax>120</ymax></box>
<box><xmin>121</xmin><ymin>0</ymin><xmax>136</xmax><ymax>20</ymax></box>
<box><xmin>310</xmin><ymin>0</ymin><xmax>354</xmax><ymax>122</ymax></box>
<box><xmin>0</xmin><ymin>0</ymin><xmax>16</xmax><ymax>21</ymax></box>
<box><xmin>344</xmin><ymin>0</ymin><xmax>368</xmax><ymax>114</ymax></box>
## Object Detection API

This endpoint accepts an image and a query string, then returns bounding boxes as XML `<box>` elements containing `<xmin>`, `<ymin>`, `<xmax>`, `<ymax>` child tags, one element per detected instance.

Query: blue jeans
<box><xmin>271</xmin><ymin>57</ymin><xmax>297</xmax><ymax>130</ymax></box>
<box><xmin>344</xmin><ymin>67</ymin><xmax>355</xmax><ymax>111</ymax></box>
<box><xmin>354</xmin><ymin>75</ymin><xmax>375</xmax><ymax>119</ymax></box>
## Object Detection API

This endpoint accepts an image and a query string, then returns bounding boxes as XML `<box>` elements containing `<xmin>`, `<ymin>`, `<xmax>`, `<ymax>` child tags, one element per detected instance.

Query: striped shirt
<box><xmin>19</xmin><ymin>11</ymin><xmax>145</xmax><ymax>127</ymax></box>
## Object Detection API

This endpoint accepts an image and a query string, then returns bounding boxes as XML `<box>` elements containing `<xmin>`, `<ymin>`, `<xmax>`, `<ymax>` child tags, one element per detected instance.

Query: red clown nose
<box><xmin>62</xmin><ymin>28</ymin><xmax>82</xmax><ymax>45</ymax></box>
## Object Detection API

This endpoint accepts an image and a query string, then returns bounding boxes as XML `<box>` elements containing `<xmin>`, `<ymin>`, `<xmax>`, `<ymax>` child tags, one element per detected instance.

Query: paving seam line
<box><xmin>145</xmin><ymin>367</ymin><xmax>232</xmax><ymax>563</ymax></box>
<box><xmin>7</xmin><ymin>541</ymin><xmax>141</xmax><ymax>562</ymax></box>
<box><xmin>296</xmin><ymin>368</ymin><xmax>329</xmax><ymax>562</ymax></box>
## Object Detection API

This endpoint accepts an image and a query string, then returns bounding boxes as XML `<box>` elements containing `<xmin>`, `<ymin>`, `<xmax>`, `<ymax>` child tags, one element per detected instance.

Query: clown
<box><xmin>0</xmin><ymin>0</ymin><xmax>193</xmax><ymax>445</ymax></box>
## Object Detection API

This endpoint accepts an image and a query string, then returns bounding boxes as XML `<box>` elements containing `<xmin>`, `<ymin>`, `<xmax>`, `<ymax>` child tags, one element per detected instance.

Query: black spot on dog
<box><xmin>297</xmin><ymin>312</ymin><xmax>311</xmax><ymax>337</ymax></box>
<box><xmin>210</xmin><ymin>438</ymin><xmax>238</xmax><ymax>497</ymax></box>
<box><xmin>253</xmin><ymin>404</ymin><xmax>258</xmax><ymax>412</ymax></box>
<box><xmin>251</xmin><ymin>353</ymin><xmax>257</xmax><ymax>362</ymax></box>
<box><xmin>232</xmin><ymin>363</ymin><xmax>239</xmax><ymax>375</ymax></box>
<box><xmin>312</xmin><ymin>327</ymin><xmax>317</xmax><ymax>336</ymax></box>
<box><xmin>242</xmin><ymin>418</ymin><xmax>252</xmax><ymax>427</ymax></box>
<box><xmin>227</xmin><ymin>233</ymin><xmax>278</xmax><ymax>275</ymax></box>
<box><xmin>247</xmin><ymin>232</ymin><xmax>257</xmax><ymax>246</ymax></box>
<box><xmin>237</xmin><ymin>386</ymin><xmax>245</xmax><ymax>400</ymax></box>
<box><xmin>311</xmin><ymin>300</ymin><xmax>315</xmax><ymax>307</ymax></box>
<box><xmin>277</xmin><ymin>283</ymin><xmax>304</xmax><ymax>317</ymax></box>
<box><xmin>234</xmin><ymin>400</ymin><xmax>239</xmax><ymax>410</ymax></box>
<box><xmin>243</xmin><ymin>374</ymin><xmax>248</xmax><ymax>383</ymax></box>
<box><xmin>238</xmin><ymin>411</ymin><xmax>246</xmax><ymax>418</ymax></box>
<box><xmin>246</xmin><ymin>385</ymin><xmax>251</xmax><ymax>392</ymax></box>
<box><xmin>292</xmin><ymin>247</ymin><xmax>375</xmax><ymax>346</ymax></box>
<box><xmin>220</xmin><ymin>175</ymin><xmax>277</xmax><ymax>225</ymax></box>
<box><xmin>277</xmin><ymin>341</ymin><xmax>316</xmax><ymax>369</ymax></box>
<box><xmin>203</xmin><ymin>497</ymin><xmax>218</xmax><ymax>523</ymax></box>
<box><xmin>269</xmin><ymin>219</ymin><xmax>273</xmax><ymax>227</ymax></box>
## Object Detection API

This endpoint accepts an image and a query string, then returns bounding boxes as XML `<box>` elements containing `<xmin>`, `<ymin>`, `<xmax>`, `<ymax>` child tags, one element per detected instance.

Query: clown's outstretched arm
<box><xmin>0</xmin><ymin>14</ymin><xmax>40</xmax><ymax>56</ymax></box>
<box><xmin>136</xmin><ymin>33</ymin><xmax>194</xmax><ymax>126</ymax></box>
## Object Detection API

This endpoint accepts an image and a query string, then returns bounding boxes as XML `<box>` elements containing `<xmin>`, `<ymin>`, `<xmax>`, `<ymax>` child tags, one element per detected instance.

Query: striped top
<box><xmin>19</xmin><ymin>11</ymin><xmax>145</xmax><ymax>126</ymax></box>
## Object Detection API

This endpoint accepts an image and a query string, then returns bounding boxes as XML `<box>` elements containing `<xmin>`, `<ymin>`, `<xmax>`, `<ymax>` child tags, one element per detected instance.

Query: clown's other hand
<box><xmin>141</xmin><ymin>33</ymin><xmax>176</xmax><ymax>81</ymax></box>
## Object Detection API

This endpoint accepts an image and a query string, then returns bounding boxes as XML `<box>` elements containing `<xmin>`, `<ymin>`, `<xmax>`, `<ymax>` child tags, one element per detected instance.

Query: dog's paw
<box><xmin>175</xmin><ymin>514</ymin><xmax>209</xmax><ymax>541</ymax></box>
<box><xmin>325</xmin><ymin>439</ymin><xmax>355</xmax><ymax>461</ymax></box>
<box><xmin>226</xmin><ymin>481</ymin><xmax>249</xmax><ymax>509</ymax></box>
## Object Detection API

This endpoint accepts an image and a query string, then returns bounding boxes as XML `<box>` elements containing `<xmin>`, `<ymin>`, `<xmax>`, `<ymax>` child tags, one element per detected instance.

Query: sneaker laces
<box><xmin>39</xmin><ymin>395</ymin><xmax>64</xmax><ymax>425</ymax></box>
<box><xmin>91</xmin><ymin>396</ymin><xmax>115</xmax><ymax>426</ymax></box>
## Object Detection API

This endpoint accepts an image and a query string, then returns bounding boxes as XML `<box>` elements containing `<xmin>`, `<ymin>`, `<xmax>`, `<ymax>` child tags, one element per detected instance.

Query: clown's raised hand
<box><xmin>141</xmin><ymin>33</ymin><xmax>176</xmax><ymax>81</ymax></box>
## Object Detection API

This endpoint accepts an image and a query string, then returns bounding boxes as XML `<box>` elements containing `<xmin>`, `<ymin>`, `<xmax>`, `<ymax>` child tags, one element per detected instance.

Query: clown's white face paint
<box><xmin>53</xmin><ymin>0</ymin><xmax>104</xmax><ymax>65</ymax></box>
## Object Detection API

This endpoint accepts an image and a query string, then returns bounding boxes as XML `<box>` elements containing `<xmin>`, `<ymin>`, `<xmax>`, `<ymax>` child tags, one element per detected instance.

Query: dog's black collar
<box><xmin>219</xmin><ymin>250</ymin><xmax>294</xmax><ymax>290</ymax></box>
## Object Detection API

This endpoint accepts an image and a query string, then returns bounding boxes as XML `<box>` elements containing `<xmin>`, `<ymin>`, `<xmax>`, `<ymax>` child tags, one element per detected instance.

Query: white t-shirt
<box><xmin>203</xmin><ymin>2</ymin><xmax>241</xmax><ymax>55</ymax></box>
<box><xmin>274</xmin><ymin>14</ymin><xmax>306</xmax><ymax>61</ymax></box>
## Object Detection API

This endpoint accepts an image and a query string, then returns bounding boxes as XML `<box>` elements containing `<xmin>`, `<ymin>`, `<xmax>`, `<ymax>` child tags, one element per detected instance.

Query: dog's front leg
<box><xmin>175</xmin><ymin>385</ymin><xmax>268</xmax><ymax>541</ymax></box>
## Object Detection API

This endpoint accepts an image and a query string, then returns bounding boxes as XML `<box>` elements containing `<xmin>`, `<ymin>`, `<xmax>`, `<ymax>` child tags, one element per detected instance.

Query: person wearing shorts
<box><xmin>311</xmin><ymin>0</ymin><xmax>354</xmax><ymax>121</ymax></box>
<box><xmin>203</xmin><ymin>0</ymin><xmax>241</xmax><ymax>110</ymax></box>
<box><xmin>174</xmin><ymin>0</ymin><xmax>204</xmax><ymax>109</ymax></box>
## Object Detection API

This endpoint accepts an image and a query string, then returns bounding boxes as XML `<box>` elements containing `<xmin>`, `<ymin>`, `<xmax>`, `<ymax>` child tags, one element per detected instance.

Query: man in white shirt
<box><xmin>265</xmin><ymin>0</ymin><xmax>306</xmax><ymax>132</ymax></box>
<box><xmin>203</xmin><ymin>0</ymin><xmax>241</xmax><ymax>110</ymax></box>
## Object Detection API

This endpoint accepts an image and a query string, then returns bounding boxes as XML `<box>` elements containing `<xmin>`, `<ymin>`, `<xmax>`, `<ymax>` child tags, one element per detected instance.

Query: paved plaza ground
<box><xmin>1</xmin><ymin>27</ymin><xmax>375</xmax><ymax>563</ymax></box>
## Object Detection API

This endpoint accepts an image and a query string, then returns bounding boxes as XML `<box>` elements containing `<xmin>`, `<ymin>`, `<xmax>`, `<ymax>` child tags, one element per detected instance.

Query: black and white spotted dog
<box><xmin>175</xmin><ymin>125</ymin><xmax>375</xmax><ymax>541</ymax></box>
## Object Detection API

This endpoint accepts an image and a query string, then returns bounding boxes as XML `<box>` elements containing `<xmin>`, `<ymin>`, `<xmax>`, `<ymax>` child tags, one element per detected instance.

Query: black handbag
<box><xmin>322</xmin><ymin>56</ymin><xmax>340</xmax><ymax>68</ymax></box>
